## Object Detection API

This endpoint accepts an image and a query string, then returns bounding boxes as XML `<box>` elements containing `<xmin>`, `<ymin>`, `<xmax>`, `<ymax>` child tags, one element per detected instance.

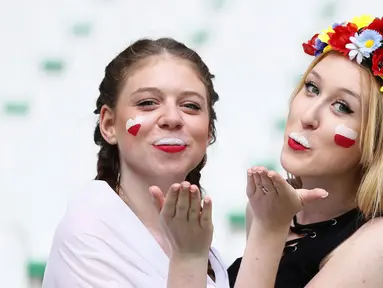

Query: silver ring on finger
<box><xmin>262</xmin><ymin>186</ymin><xmax>269</xmax><ymax>194</ymax></box>
<box><xmin>262</xmin><ymin>186</ymin><xmax>276</xmax><ymax>194</ymax></box>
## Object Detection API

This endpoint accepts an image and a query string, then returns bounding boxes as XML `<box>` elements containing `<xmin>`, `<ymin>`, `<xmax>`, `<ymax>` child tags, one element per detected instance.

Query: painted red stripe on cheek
<box><xmin>334</xmin><ymin>134</ymin><xmax>355</xmax><ymax>148</ymax></box>
<box><xmin>127</xmin><ymin>124</ymin><xmax>141</xmax><ymax>136</ymax></box>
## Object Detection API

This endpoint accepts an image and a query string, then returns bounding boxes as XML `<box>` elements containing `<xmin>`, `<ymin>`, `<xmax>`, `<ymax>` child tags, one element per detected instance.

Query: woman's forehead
<box><xmin>309</xmin><ymin>54</ymin><xmax>368</xmax><ymax>100</ymax></box>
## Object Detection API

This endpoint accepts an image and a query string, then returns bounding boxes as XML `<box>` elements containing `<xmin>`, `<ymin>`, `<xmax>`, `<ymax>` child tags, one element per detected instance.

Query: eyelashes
<box><xmin>136</xmin><ymin>99</ymin><xmax>201</xmax><ymax>111</ymax></box>
<box><xmin>304</xmin><ymin>81</ymin><xmax>320</xmax><ymax>95</ymax></box>
<box><xmin>182</xmin><ymin>103</ymin><xmax>201</xmax><ymax>110</ymax></box>
<box><xmin>333</xmin><ymin>101</ymin><xmax>354</xmax><ymax>114</ymax></box>
<box><xmin>137</xmin><ymin>100</ymin><xmax>157</xmax><ymax>107</ymax></box>
<box><xmin>303</xmin><ymin>81</ymin><xmax>354</xmax><ymax>114</ymax></box>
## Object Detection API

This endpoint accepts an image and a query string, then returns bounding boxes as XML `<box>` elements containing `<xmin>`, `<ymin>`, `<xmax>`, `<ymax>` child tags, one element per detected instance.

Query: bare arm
<box><xmin>306</xmin><ymin>218</ymin><xmax>383</xmax><ymax>288</ymax></box>
<box><xmin>167</xmin><ymin>255</ymin><xmax>209</xmax><ymax>288</ymax></box>
<box><xmin>245</xmin><ymin>202</ymin><xmax>253</xmax><ymax>239</ymax></box>
<box><xmin>237</xmin><ymin>167</ymin><xmax>327</xmax><ymax>288</ymax></box>
<box><xmin>152</xmin><ymin>183</ymin><xmax>214</xmax><ymax>288</ymax></box>
<box><xmin>235</xmin><ymin>215</ymin><xmax>289</xmax><ymax>288</ymax></box>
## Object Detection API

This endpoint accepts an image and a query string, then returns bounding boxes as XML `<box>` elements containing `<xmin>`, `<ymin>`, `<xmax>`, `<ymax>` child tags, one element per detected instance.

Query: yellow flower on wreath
<box><xmin>317</xmin><ymin>26</ymin><xmax>334</xmax><ymax>44</ymax></box>
<box><xmin>350</xmin><ymin>14</ymin><xmax>375</xmax><ymax>29</ymax></box>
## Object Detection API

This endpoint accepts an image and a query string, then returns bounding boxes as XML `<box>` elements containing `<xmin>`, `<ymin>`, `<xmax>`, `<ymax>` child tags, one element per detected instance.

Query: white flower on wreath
<box><xmin>345</xmin><ymin>29</ymin><xmax>383</xmax><ymax>64</ymax></box>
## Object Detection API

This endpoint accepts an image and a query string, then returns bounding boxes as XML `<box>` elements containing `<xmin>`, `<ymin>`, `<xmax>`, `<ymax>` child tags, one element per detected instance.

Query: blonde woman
<box><xmin>150</xmin><ymin>13</ymin><xmax>383</xmax><ymax>288</ymax></box>
<box><xmin>228</xmin><ymin>14</ymin><xmax>383</xmax><ymax>287</ymax></box>
<box><xmin>151</xmin><ymin>14</ymin><xmax>383</xmax><ymax>288</ymax></box>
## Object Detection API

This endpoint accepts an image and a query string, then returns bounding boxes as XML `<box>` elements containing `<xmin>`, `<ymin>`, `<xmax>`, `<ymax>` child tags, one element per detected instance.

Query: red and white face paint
<box><xmin>126</xmin><ymin>116</ymin><xmax>144</xmax><ymax>136</ymax></box>
<box><xmin>334</xmin><ymin>124</ymin><xmax>357</xmax><ymax>148</ymax></box>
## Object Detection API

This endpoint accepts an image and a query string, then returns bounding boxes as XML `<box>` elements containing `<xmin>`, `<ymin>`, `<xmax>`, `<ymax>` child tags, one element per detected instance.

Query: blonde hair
<box><xmin>287</xmin><ymin>51</ymin><xmax>383</xmax><ymax>219</ymax></box>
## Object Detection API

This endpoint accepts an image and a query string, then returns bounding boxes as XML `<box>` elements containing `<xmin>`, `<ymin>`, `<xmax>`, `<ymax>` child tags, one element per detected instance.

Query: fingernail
<box><xmin>321</xmin><ymin>192</ymin><xmax>329</xmax><ymax>198</ymax></box>
<box><xmin>171</xmin><ymin>186</ymin><xmax>179</xmax><ymax>194</ymax></box>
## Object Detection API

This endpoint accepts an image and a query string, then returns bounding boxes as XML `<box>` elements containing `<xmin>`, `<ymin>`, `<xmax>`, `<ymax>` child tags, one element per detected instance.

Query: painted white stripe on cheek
<box><xmin>334</xmin><ymin>124</ymin><xmax>358</xmax><ymax>148</ymax></box>
<box><xmin>334</xmin><ymin>124</ymin><xmax>357</xmax><ymax>140</ymax></box>
<box><xmin>126</xmin><ymin>116</ymin><xmax>145</xmax><ymax>136</ymax></box>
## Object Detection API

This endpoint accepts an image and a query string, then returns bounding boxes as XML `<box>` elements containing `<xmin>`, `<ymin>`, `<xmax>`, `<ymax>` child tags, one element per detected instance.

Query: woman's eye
<box><xmin>137</xmin><ymin>100</ymin><xmax>157</xmax><ymax>107</ymax></box>
<box><xmin>183</xmin><ymin>103</ymin><xmax>201</xmax><ymax>110</ymax></box>
<box><xmin>304</xmin><ymin>81</ymin><xmax>320</xmax><ymax>95</ymax></box>
<box><xmin>333</xmin><ymin>101</ymin><xmax>354</xmax><ymax>114</ymax></box>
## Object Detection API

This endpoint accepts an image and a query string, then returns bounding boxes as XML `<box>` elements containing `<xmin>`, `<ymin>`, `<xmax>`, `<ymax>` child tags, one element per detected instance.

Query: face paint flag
<box><xmin>334</xmin><ymin>124</ymin><xmax>357</xmax><ymax>148</ymax></box>
<box><xmin>126</xmin><ymin>116</ymin><xmax>143</xmax><ymax>136</ymax></box>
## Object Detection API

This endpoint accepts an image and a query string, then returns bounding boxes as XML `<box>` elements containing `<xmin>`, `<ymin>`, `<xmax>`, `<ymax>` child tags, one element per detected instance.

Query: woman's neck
<box><xmin>117</xmin><ymin>167</ymin><xmax>186</xmax><ymax>255</ymax></box>
<box><xmin>119</xmin><ymin>168</ymin><xmax>185</xmax><ymax>221</ymax></box>
<box><xmin>296</xmin><ymin>173</ymin><xmax>359</xmax><ymax>225</ymax></box>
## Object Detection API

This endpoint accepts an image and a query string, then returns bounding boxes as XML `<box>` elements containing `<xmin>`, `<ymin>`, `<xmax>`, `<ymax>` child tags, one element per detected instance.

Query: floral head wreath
<box><xmin>302</xmin><ymin>15</ymin><xmax>383</xmax><ymax>93</ymax></box>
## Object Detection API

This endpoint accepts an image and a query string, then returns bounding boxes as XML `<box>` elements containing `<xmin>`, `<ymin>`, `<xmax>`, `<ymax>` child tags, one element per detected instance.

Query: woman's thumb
<box><xmin>298</xmin><ymin>188</ymin><xmax>329</xmax><ymax>205</ymax></box>
<box><xmin>149</xmin><ymin>186</ymin><xmax>165</xmax><ymax>213</ymax></box>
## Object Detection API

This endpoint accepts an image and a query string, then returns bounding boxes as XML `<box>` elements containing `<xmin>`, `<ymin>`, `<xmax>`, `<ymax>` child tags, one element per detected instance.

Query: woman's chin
<box><xmin>280</xmin><ymin>154</ymin><xmax>306</xmax><ymax>177</ymax></box>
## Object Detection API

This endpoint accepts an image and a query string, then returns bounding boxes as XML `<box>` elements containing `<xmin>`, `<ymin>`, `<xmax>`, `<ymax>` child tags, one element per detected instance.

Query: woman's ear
<box><xmin>99</xmin><ymin>105</ymin><xmax>118</xmax><ymax>145</ymax></box>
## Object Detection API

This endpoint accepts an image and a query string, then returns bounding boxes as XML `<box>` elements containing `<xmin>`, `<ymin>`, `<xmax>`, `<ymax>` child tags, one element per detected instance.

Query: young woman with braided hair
<box><xmin>42</xmin><ymin>37</ymin><xmax>229</xmax><ymax>288</ymax></box>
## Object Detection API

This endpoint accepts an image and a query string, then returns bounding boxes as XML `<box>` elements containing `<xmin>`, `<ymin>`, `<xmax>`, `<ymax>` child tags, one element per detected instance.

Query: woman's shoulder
<box><xmin>52</xmin><ymin>180</ymin><xmax>130</xmax><ymax>243</ymax></box>
<box><xmin>305</xmin><ymin>216</ymin><xmax>383</xmax><ymax>286</ymax></box>
<box><xmin>69</xmin><ymin>180</ymin><xmax>119</xmax><ymax>209</ymax></box>
<box><xmin>323</xmin><ymin>215</ymin><xmax>383</xmax><ymax>265</ymax></box>
<box><xmin>348</xmin><ymin>215</ymin><xmax>383</xmax><ymax>242</ymax></box>
<box><xmin>337</xmin><ymin>213</ymin><xmax>383</xmax><ymax>245</ymax></box>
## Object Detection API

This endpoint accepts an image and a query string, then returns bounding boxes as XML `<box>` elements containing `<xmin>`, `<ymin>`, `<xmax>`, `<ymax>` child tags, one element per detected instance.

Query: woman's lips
<box><xmin>153</xmin><ymin>145</ymin><xmax>187</xmax><ymax>153</ymax></box>
<box><xmin>152</xmin><ymin>137</ymin><xmax>188</xmax><ymax>153</ymax></box>
<box><xmin>288</xmin><ymin>138</ymin><xmax>309</xmax><ymax>151</ymax></box>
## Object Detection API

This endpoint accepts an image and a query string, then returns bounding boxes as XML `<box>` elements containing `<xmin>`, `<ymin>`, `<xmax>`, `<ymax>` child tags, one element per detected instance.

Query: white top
<box><xmin>42</xmin><ymin>180</ymin><xmax>230</xmax><ymax>288</ymax></box>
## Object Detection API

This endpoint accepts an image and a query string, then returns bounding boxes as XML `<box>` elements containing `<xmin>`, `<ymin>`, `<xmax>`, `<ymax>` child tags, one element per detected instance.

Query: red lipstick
<box><xmin>288</xmin><ymin>138</ymin><xmax>308</xmax><ymax>151</ymax></box>
<box><xmin>154</xmin><ymin>145</ymin><xmax>186</xmax><ymax>153</ymax></box>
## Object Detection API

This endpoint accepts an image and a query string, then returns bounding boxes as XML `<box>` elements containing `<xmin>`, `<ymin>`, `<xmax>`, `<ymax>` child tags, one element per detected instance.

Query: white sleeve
<box><xmin>42</xmin><ymin>229</ymin><xmax>166</xmax><ymax>288</ymax></box>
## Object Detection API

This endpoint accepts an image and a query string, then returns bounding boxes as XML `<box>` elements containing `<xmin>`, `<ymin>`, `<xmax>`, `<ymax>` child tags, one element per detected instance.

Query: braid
<box><xmin>94</xmin><ymin>123</ymin><xmax>120</xmax><ymax>192</ymax></box>
<box><xmin>185</xmin><ymin>76</ymin><xmax>217</xmax><ymax>192</ymax></box>
<box><xmin>185</xmin><ymin>154</ymin><xmax>207</xmax><ymax>191</ymax></box>
<box><xmin>94</xmin><ymin>71</ymin><xmax>121</xmax><ymax>191</ymax></box>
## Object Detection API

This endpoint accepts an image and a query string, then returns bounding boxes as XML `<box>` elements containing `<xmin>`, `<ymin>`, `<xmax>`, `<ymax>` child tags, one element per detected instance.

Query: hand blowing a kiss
<box><xmin>150</xmin><ymin>167</ymin><xmax>328</xmax><ymax>288</ymax></box>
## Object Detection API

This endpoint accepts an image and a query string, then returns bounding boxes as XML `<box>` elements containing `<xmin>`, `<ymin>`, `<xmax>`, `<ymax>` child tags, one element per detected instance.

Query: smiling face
<box><xmin>100</xmin><ymin>55</ymin><xmax>211</xmax><ymax>180</ymax></box>
<box><xmin>280</xmin><ymin>53</ymin><xmax>368</xmax><ymax>178</ymax></box>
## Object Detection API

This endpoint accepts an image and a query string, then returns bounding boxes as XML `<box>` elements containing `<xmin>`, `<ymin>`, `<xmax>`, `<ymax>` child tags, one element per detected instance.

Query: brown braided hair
<box><xmin>93</xmin><ymin>38</ymin><xmax>219</xmax><ymax>193</ymax></box>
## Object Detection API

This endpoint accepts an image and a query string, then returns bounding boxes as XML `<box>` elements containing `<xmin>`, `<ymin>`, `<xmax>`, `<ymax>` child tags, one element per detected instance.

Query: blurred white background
<box><xmin>1</xmin><ymin>0</ymin><xmax>382</xmax><ymax>286</ymax></box>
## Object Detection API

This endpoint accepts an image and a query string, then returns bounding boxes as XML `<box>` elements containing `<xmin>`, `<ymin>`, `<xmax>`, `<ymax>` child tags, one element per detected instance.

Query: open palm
<box><xmin>246</xmin><ymin>166</ymin><xmax>328</xmax><ymax>228</ymax></box>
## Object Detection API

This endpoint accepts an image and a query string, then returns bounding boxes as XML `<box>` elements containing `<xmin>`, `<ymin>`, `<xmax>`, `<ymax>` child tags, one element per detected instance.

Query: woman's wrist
<box><xmin>250</xmin><ymin>216</ymin><xmax>291</xmax><ymax>235</ymax></box>
<box><xmin>170</xmin><ymin>251</ymin><xmax>209</xmax><ymax>263</ymax></box>
<box><xmin>168</xmin><ymin>253</ymin><xmax>209</xmax><ymax>288</ymax></box>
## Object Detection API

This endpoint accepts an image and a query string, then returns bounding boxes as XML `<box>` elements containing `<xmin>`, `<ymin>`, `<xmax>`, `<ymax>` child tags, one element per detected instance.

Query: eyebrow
<box><xmin>131</xmin><ymin>87</ymin><xmax>205</xmax><ymax>101</ymax></box>
<box><xmin>309</xmin><ymin>70</ymin><xmax>361</xmax><ymax>100</ymax></box>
